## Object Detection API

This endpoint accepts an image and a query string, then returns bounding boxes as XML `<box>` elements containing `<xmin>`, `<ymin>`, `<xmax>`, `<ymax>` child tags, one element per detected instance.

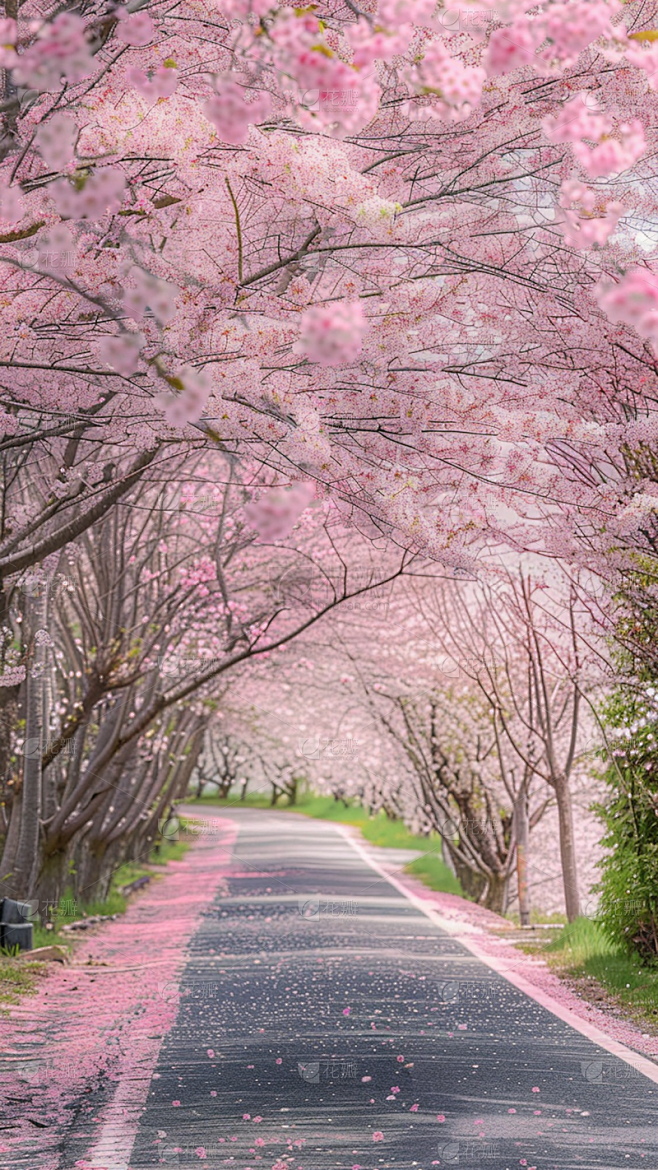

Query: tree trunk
<box><xmin>514</xmin><ymin>786</ymin><xmax>531</xmax><ymax>926</ymax></box>
<box><xmin>12</xmin><ymin>586</ymin><xmax>48</xmax><ymax>895</ymax></box>
<box><xmin>31</xmin><ymin>845</ymin><xmax>70</xmax><ymax>918</ymax></box>
<box><xmin>0</xmin><ymin>785</ymin><xmax>22</xmax><ymax>889</ymax></box>
<box><xmin>554</xmin><ymin>773</ymin><xmax>580</xmax><ymax>921</ymax></box>
<box><xmin>447</xmin><ymin>844</ymin><xmax>487</xmax><ymax>903</ymax></box>
<box><xmin>96</xmin><ymin>847</ymin><xmax>123</xmax><ymax>903</ymax></box>
<box><xmin>484</xmin><ymin>870</ymin><xmax>508</xmax><ymax>915</ymax></box>
<box><xmin>0</xmin><ymin>682</ymin><xmax>20</xmax><ymax>816</ymax></box>
<box><xmin>74</xmin><ymin>835</ymin><xmax>110</xmax><ymax>904</ymax></box>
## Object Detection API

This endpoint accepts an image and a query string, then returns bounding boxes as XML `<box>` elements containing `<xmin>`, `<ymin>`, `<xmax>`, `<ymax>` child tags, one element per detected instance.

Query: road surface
<box><xmin>94</xmin><ymin>808</ymin><xmax>658</xmax><ymax>1168</ymax></box>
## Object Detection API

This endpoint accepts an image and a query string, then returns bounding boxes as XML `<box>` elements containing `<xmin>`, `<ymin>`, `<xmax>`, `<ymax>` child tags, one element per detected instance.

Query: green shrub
<box><xmin>595</xmin><ymin>685</ymin><xmax>658</xmax><ymax>961</ymax></box>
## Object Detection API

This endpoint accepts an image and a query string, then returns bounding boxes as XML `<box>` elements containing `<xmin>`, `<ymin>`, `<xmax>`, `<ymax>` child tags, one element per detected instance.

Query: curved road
<box><xmin>124</xmin><ymin>808</ymin><xmax>657</xmax><ymax>1170</ymax></box>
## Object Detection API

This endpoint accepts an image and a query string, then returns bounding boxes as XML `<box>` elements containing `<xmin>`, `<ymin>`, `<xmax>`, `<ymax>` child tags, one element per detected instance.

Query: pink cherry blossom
<box><xmin>572</xmin><ymin>121</ymin><xmax>646</xmax><ymax>178</ymax></box>
<box><xmin>557</xmin><ymin>180</ymin><xmax>622</xmax><ymax>249</ymax></box>
<box><xmin>203</xmin><ymin>81</ymin><xmax>272</xmax><ymax>146</ymax></box>
<box><xmin>244</xmin><ymin>481</ymin><xmax>315</xmax><ymax>542</ymax></box>
<box><xmin>116</xmin><ymin>9</ymin><xmax>155</xmax><ymax>46</ymax></box>
<box><xmin>346</xmin><ymin>20</ymin><xmax>410</xmax><ymax>67</ymax></box>
<box><xmin>542</xmin><ymin>92</ymin><xmax>610</xmax><ymax>144</ymax></box>
<box><xmin>127</xmin><ymin>64</ymin><xmax>179</xmax><ymax>100</ymax></box>
<box><xmin>0</xmin><ymin>18</ymin><xmax>17</xmax><ymax>68</ymax></box>
<box><xmin>625</xmin><ymin>40</ymin><xmax>658</xmax><ymax>89</ymax></box>
<box><xmin>160</xmin><ymin>366</ymin><xmax>212</xmax><ymax>426</ymax></box>
<box><xmin>0</xmin><ymin>184</ymin><xmax>23</xmax><ymax>225</ymax></box>
<box><xmin>11</xmin><ymin>13</ymin><xmax>94</xmax><ymax>91</ymax></box>
<box><xmin>270</xmin><ymin>10</ymin><xmax>380</xmax><ymax>133</ymax></box>
<box><xmin>98</xmin><ymin>332</ymin><xmax>144</xmax><ymax>376</ymax></box>
<box><xmin>405</xmin><ymin>39</ymin><xmax>485</xmax><ymax>121</ymax></box>
<box><xmin>535</xmin><ymin>0</ymin><xmax>619</xmax><ymax>69</ymax></box>
<box><xmin>123</xmin><ymin>266</ymin><xmax>179</xmax><ymax>325</ymax></box>
<box><xmin>36</xmin><ymin>113</ymin><xmax>78</xmax><ymax>171</ymax></box>
<box><xmin>28</xmin><ymin>223</ymin><xmax>77</xmax><ymax>275</ymax></box>
<box><xmin>52</xmin><ymin>168</ymin><xmax>126</xmax><ymax>219</ymax></box>
<box><xmin>372</xmin><ymin>1131</ymin><xmax>384</xmax><ymax>1142</ymax></box>
<box><xmin>484</xmin><ymin>20</ymin><xmax>536</xmax><ymax>75</ymax></box>
<box><xmin>596</xmin><ymin>268</ymin><xmax>658</xmax><ymax>347</ymax></box>
<box><xmin>294</xmin><ymin>300</ymin><xmax>366</xmax><ymax>367</ymax></box>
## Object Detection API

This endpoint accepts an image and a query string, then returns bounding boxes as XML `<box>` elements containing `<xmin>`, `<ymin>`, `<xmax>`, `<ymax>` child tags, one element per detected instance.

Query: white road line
<box><xmin>336</xmin><ymin>821</ymin><xmax>658</xmax><ymax>1087</ymax></box>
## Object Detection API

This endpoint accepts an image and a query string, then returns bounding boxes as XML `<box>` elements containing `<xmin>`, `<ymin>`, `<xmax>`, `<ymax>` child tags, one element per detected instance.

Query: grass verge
<box><xmin>524</xmin><ymin>916</ymin><xmax>658</xmax><ymax>1032</ymax></box>
<box><xmin>188</xmin><ymin>791</ymin><xmax>464</xmax><ymax>896</ymax></box>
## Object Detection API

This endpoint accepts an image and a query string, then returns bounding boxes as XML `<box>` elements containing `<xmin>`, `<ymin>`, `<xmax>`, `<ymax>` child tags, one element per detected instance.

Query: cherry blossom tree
<box><xmin>0</xmin><ymin>462</ymin><xmax>419</xmax><ymax>903</ymax></box>
<box><xmin>2</xmin><ymin>0</ymin><xmax>658</xmax><ymax>582</ymax></box>
<box><xmin>418</xmin><ymin>569</ymin><xmax>601</xmax><ymax>920</ymax></box>
<box><xmin>192</xmin><ymin>732</ymin><xmax>255</xmax><ymax>800</ymax></box>
<box><xmin>5</xmin><ymin>0</ymin><xmax>658</xmax><ymax>918</ymax></box>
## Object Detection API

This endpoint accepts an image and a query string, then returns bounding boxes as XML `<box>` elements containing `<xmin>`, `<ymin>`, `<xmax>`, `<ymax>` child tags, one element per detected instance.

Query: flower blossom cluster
<box><xmin>245</xmin><ymin>482</ymin><xmax>315</xmax><ymax>542</ymax></box>
<box><xmin>557</xmin><ymin>180</ymin><xmax>623</xmax><ymax>249</ymax></box>
<box><xmin>268</xmin><ymin>10</ymin><xmax>380</xmax><ymax>133</ymax></box>
<box><xmin>203</xmin><ymin>80</ymin><xmax>272</xmax><ymax>146</ymax></box>
<box><xmin>485</xmin><ymin>0</ymin><xmax>622</xmax><ymax>76</ymax></box>
<box><xmin>10</xmin><ymin>13</ymin><xmax>94</xmax><ymax>91</ymax></box>
<box><xmin>595</xmin><ymin>269</ymin><xmax>658</xmax><ymax>348</ymax></box>
<box><xmin>122</xmin><ymin>268</ymin><xmax>179</xmax><ymax>326</ymax></box>
<box><xmin>543</xmin><ymin>93</ymin><xmax>646</xmax><ymax>178</ymax></box>
<box><xmin>404</xmin><ymin>39</ymin><xmax>486</xmax><ymax>122</ymax></box>
<box><xmin>52</xmin><ymin>169</ymin><xmax>126</xmax><ymax>219</ymax></box>
<box><xmin>126</xmin><ymin>63</ymin><xmax>179</xmax><ymax>101</ymax></box>
<box><xmin>35</xmin><ymin>114</ymin><xmax>78</xmax><ymax>171</ymax></box>
<box><xmin>294</xmin><ymin>301</ymin><xmax>366</xmax><ymax>367</ymax></box>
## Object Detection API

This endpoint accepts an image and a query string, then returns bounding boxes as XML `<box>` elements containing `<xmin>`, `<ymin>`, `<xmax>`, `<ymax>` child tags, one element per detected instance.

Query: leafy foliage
<box><xmin>595</xmin><ymin>684</ymin><xmax>658</xmax><ymax>960</ymax></box>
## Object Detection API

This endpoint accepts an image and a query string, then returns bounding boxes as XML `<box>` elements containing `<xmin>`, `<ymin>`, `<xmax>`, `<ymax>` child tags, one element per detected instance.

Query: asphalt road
<box><xmin>127</xmin><ymin>808</ymin><xmax>658</xmax><ymax>1170</ymax></box>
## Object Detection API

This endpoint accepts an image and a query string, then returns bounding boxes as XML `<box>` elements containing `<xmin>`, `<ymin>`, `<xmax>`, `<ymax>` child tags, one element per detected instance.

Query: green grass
<box><xmin>545</xmin><ymin>916</ymin><xmax>617</xmax><ymax>965</ymax></box>
<box><xmin>151</xmin><ymin>836</ymin><xmax>191</xmax><ymax>864</ymax></box>
<box><xmin>531</xmin><ymin>916</ymin><xmax>658</xmax><ymax>1029</ymax></box>
<box><xmin>194</xmin><ymin>791</ymin><xmax>274</xmax><ymax>809</ymax></box>
<box><xmin>188</xmin><ymin>790</ymin><xmax>464</xmax><ymax>897</ymax></box>
<box><xmin>0</xmin><ymin>957</ymin><xmax>48</xmax><ymax>1012</ymax></box>
<box><xmin>506</xmin><ymin>908</ymin><xmax>568</xmax><ymax>927</ymax></box>
<box><xmin>404</xmin><ymin>853</ymin><xmax>465</xmax><ymax>896</ymax></box>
